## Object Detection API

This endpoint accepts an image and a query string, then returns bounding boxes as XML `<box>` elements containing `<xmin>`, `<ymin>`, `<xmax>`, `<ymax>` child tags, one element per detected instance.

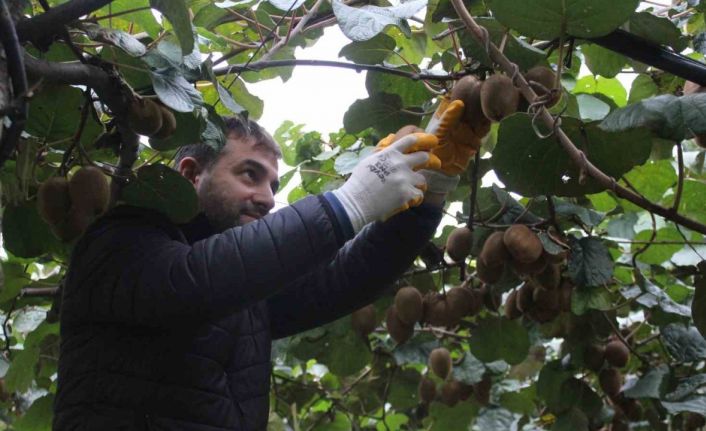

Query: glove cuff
<box><xmin>420</xmin><ymin>169</ymin><xmax>460</xmax><ymax>195</ymax></box>
<box><xmin>330</xmin><ymin>187</ymin><xmax>367</xmax><ymax>234</ymax></box>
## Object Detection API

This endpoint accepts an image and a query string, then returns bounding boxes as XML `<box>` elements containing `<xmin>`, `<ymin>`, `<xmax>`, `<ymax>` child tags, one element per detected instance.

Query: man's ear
<box><xmin>177</xmin><ymin>157</ymin><xmax>204</xmax><ymax>187</ymax></box>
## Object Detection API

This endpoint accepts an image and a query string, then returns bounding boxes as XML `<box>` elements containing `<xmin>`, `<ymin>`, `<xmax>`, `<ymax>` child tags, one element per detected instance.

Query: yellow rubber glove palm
<box><xmin>425</xmin><ymin>97</ymin><xmax>483</xmax><ymax>176</ymax></box>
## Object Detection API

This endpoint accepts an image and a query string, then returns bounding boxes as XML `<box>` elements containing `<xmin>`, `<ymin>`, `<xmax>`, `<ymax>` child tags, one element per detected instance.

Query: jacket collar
<box><xmin>178</xmin><ymin>212</ymin><xmax>217</xmax><ymax>244</ymax></box>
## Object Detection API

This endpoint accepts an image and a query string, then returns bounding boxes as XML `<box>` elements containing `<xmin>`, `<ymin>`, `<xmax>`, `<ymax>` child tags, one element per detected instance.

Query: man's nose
<box><xmin>253</xmin><ymin>185</ymin><xmax>275</xmax><ymax>215</ymax></box>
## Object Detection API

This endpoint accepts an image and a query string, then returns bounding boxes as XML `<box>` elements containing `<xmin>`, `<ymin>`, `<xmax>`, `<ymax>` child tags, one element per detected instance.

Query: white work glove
<box><xmin>331</xmin><ymin>133</ymin><xmax>440</xmax><ymax>233</ymax></box>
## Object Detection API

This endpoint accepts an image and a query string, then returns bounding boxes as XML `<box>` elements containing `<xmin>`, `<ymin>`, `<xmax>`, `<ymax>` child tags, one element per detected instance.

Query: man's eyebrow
<box><xmin>241</xmin><ymin>159</ymin><xmax>280</xmax><ymax>192</ymax></box>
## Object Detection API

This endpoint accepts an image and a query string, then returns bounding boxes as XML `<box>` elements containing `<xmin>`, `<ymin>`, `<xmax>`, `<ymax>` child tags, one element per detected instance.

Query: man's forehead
<box><xmin>224</xmin><ymin>137</ymin><xmax>278</xmax><ymax>169</ymax></box>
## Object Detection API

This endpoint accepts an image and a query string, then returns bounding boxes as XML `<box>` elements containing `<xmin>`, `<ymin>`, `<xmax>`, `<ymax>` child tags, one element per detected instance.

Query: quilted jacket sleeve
<box><xmin>61</xmin><ymin>195</ymin><xmax>351</xmax><ymax>327</ymax></box>
<box><xmin>267</xmin><ymin>202</ymin><xmax>443</xmax><ymax>339</ymax></box>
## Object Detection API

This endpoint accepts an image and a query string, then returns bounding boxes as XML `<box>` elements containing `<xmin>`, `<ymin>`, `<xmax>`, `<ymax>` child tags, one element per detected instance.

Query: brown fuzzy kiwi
<box><xmin>395</xmin><ymin>286</ymin><xmax>424</xmax><ymax>325</ymax></box>
<box><xmin>473</xmin><ymin>376</ymin><xmax>491</xmax><ymax>406</ymax></box>
<box><xmin>480</xmin><ymin>74</ymin><xmax>520</xmax><ymax>122</ymax></box>
<box><xmin>525</xmin><ymin>66</ymin><xmax>559</xmax><ymax>107</ymax></box>
<box><xmin>535</xmin><ymin>263</ymin><xmax>561</xmax><ymax>290</ymax></box>
<box><xmin>440</xmin><ymin>380</ymin><xmax>463</xmax><ymax>407</ymax></box>
<box><xmin>68</xmin><ymin>166</ymin><xmax>110</xmax><ymax>215</ymax></box>
<box><xmin>351</xmin><ymin>304</ymin><xmax>377</xmax><ymax>337</ymax></box>
<box><xmin>446</xmin><ymin>226</ymin><xmax>473</xmax><ymax>262</ymax></box>
<box><xmin>418</xmin><ymin>376</ymin><xmax>437</xmax><ymax>404</ymax></box>
<box><xmin>152</xmin><ymin>106</ymin><xmax>177</xmax><ymax>139</ymax></box>
<box><xmin>512</xmin><ymin>252</ymin><xmax>548</xmax><ymax>276</ymax></box>
<box><xmin>684</xmin><ymin>412</ymin><xmax>706</xmax><ymax>431</ymax></box>
<box><xmin>503</xmin><ymin>224</ymin><xmax>543</xmax><ymax>264</ymax></box>
<box><xmin>611</xmin><ymin>417</ymin><xmax>629</xmax><ymax>431</ymax></box>
<box><xmin>558</xmin><ymin>279</ymin><xmax>573</xmax><ymax>312</ymax></box>
<box><xmin>483</xmin><ymin>285</ymin><xmax>502</xmax><ymax>311</ymax></box>
<box><xmin>583</xmin><ymin>343</ymin><xmax>606</xmax><ymax>372</ymax></box>
<box><xmin>684</xmin><ymin>81</ymin><xmax>706</xmax><ymax>148</ymax></box>
<box><xmin>467</xmin><ymin>288</ymin><xmax>484</xmax><ymax>316</ymax></box>
<box><xmin>618</xmin><ymin>397</ymin><xmax>643</xmax><ymax>421</ymax></box>
<box><xmin>393</xmin><ymin>125</ymin><xmax>425</xmax><ymax>142</ymax></box>
<box><xmin>476</xmin><ymin>257</ymin><xmax>504</xmax><ymax>285</ymax></box>
<box><xmin>446</xmin><ymin>287</ymin><xmax>474</xmax><ymax>321</ymax></box>
<box><xmin>429</xmin><ymin>348</ymin><xmax>452</xmax><ymax>380</ymax></box>
<box><xmin>386</xmin><ymin>305</ymin><xmax>414</xmax><ymax>344</ymax></box>
<box><xmin>50</xmin><ymin>206</ymin><xmax>93</xmax><ymax>242</ymax></box>
<box><xmin>516</xmin><ymin>282</ymin><xmax>535</xmax><ymax>313</ymax></box>
<box><xmin>450</xmin><ymin>76</ymin><xmax>491</xmax><ymax>137</ymax></box>
<box><xmin>532</xmin><ymin>287</ymin><xmax>559</xmax><ymax>312</ymax></box>
<box><xmin>423</xmin><ymin>293</ymin><xmax>451</xmax><ymax>326</ymax></box>
<box><xmin>504</xmin><ymin>290</ymin><xmax>523</xmax><ymax>320</ymax></box>
<box><xmin>127</xmin><ymin>98</ymin><xmax>163</xmax><ymax>136</ymax></box>
<box><xmin>605</xmin><ymin>340</ymin><xmax>629</xmax><ymax>368</ymax></box>
<box><xmin>480</xmin><ymin>231</ymin><xmax>511</xmax><ymax>266</ymax></box>
<box><xmin>37</xmin><ymin>177</ymin><xmax>71</xmax><ymax>225</ymax></box>
<box><xmin>599</xmin><ymin>368</ymin><xmax>622</xmax><ymax>398</ymax></box>
<box><xmin>527</xmin><ymin>306</ymin><xmax>558</xmax><ymax>323</ymax></box>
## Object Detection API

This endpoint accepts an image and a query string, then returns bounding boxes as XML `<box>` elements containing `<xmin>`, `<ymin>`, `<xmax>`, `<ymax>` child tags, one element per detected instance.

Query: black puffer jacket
<box><xmin>53</xmin><ymin>194</ymin><xmax>442</xmax><ymax>430</ymax></box>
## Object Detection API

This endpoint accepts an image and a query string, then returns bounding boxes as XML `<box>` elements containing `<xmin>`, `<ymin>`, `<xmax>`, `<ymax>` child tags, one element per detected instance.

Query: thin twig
<box><xmin>673</xmin><ymin>142</ymin><xmax>684</xmax><ymax>212</ymax></box>
<box><xmin>467</xmin><ymin>152</ymin><xmax>480</xmax><ymax>230</ymax></box>
<box><xmin>602</xmin><ymin>312</ymin><xmax>650</xmax><ymax>364</ymax></box>
<box><xmin>259</xmin><ymin>0</ymin><xmax>325</xmax><ymax>63</ymax></box>
<box><xmin>85</xmin><ymin>6</ymin><xmax>152</xmax><ymax>21</ymax></box>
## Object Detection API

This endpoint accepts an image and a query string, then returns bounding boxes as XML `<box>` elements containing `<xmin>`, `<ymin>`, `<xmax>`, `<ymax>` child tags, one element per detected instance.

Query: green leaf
<box><xmin>661</xmin><ymin>395</ymin><xmax>706</xmax><ymax>415</ymax></box>
<box><xmin>536</xmin><ymin>361</ymin><xmax>572</xmax><ymax>412</ymax></box>
<box><xmin>315</xmin><ymin>412</ymin><xmax>351</xmax><ymax>431</ymax></box>
<box><xmin>571</xmin><ymin>287</ymin><xmax>612</xmax><ymax>315</ymax></box>
<box><xmin>664</xmin><ymin>373</ymin><xmax>706</xmax><ymax>401</ymax></box>
<box><xmin>476</xmin><ymin>408</ymin><xmax>516</xmax><ymax>430</ymax></box>
<box><xmin>366</xmin><ymin>69</ymin><xmax>431</xmax><ymax>107</ymax></box>
<box><xmin>150</xmin><ymin>0</ymin><xmax>194</xmax><ymax>55</ymax></box>
<box><xmin>5</xmin><ymin>346</ymin><xmax>38</xmax><ymax>393</ymax></box>
<box><xmin>0</xmin><ymin>262</ymin><xmax>28</xmax><ymax>303</ymax></box>
<box><xmin>332</xmin><ymin>0</ymin><xmax>426</xmax><ymax>41</ymax></box>
<box><xmin>492</xmin><ymin>115</ymin><xmax>651</xmax><ymax>197</ymax></box>
<box><xmin>149</xmin><ymin>110</ymin><xmax>206</xmax><ymax>151</ymax></box>
<box><xmin>629</xmin><ymin>12</ymin><xmax>688</xmax><ymax>52</ymax></box>
<box><xmin>392</xmin><ymin>334</ymin><xmax>439</xmax><ymax>366</ymax></box>
<box><xmin>487</xmin><ymin>0</ymin><xmax>639</xmax><ymax>39</ymax></box>
<box><xmin>574</xmin><ymin>75</ymin><xmax>627</xmax><ymax>107</ymax></box>
<box><xmin>628</xmin><ymin>74</ymin><xmax>659</xmax><ymax>105</ymax></box>
<box><xmin>599</xmin><ymin>94</ymin><xmax>706</xmax><ymax>141</ymax></box>
<box><xmin>343</xmin><ymin>94</ymin><xmax>421</xmax><ymax>135</ymax></box>
<box><xmin>470</xmin><ymin>316</ymin><xmax>530</xmax><ymax>365</ymax></box>
<box><xmin>694</xmin><ymin>272</ymin><xmax>706</xmax><ymax>340</ymax></box>
<box><xmin>452</xmin><ymin>353</ymin><xmax>486</xmax><ymax>385</ymax></box>
<box><xmin>121</xmin><ymin>164</ymin><xmax>199</xmax><ymax>224</ymax></box>
<box><xmin>670</xmin><ymin>180</ymin><xmax>706</xmax><ymax>226</ymax></box>
<box><xmin>621</xmin><ymin>280</ymin><xmax>691</xmax><ymax>318</ymax></box>
<box><xmin>552</xmin><ymin>407</ymin><xmax>588</xmax><ymax>431</ymax></box>
<box><xmin>661</xmin><ymin>323</ymin><xmax>706</xmax><ymax>362</ymax></box>
<box><xmin>151</xmin><ymin>70</ymin><xmax>204</xmax><ymax>113</ymax></box>
<box><xmin>620</xmin><ymin>160</ymin><xmax>676</xmax><ymax>212</ymax></box>
<box><xmin>576</xmin><ymin>94</ymin><xmax>611</xmax><ymax>121</ymax></box>
<box><xmin>2</xmin><ymin>202</ymin><xmax>58</xmax><ymax>258</ymax></box>
<box><xmin>83</xmin><ymin>23</ymin><xmax>146</xmax><ymax>56</ymax></box>
<box><xmin>13</xmin><ymin>394</ymin><xmax>54</xmax><ymax>431</ymax></box>
<box><xmin>632</xmin><ymin>227</ymin><xmax>683</xmax><ymax>265</ymax></box>
<box><xmin>268</xmin><ymin>0</ymin><xmax>306</xmax><ymax>11</ymax></box>
<box><xmin>567</xmin><ymin>237</ymin><xmax>613</xmax><ymax>287</ymax></box>
<box><xmin>623</xmin><ymin>364</ymin><xmax>670</xmax><ymax>399</ymax></box>
<box><xmin>338</xmin><ymin>33</ymin><xmax>396</xmax><ymax>64</ymax></box>
<box><xmin>228</xmin><ymin>78</ymin><xmax>264</xmax><ymax>119</ymax></box>
<box><xmin>581</xmin><ymin>43</ymin><xmax>627</xmax><ymax>78</ymax></box>
<box><xmin>499</xmin><ymin>385</ymin><xmax>536</xmax><ymax>415</ymax></box>
<box><xmin>427</xmin><ymin>401</ymin><xmax>476</xmax><ymax>431</ymax></box>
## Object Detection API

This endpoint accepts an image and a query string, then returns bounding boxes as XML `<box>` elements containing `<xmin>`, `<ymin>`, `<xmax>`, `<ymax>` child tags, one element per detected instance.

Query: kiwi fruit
<box><xmin>446</xmin><ymin>287</ymin><xmax>474</xmax><ymax>321</ymax></box>
<box><xmin>558</xmin><ymin>279</ymin><xmax>573</xmax><ymax>312</ymax></box>
<box><xmin>532</xmin><ymin>287</ymin><xmax>559</xmax><ymax>312</ymax></box>
<box><xmin>503</xmin><ymin>224</ymin><xmax>543</xmax><ymax>264</ymax></box>
<box><xmin>483</xmin><ymin>285</ymin><xmax>502</xmax><ymax>311</ymax></box>
<box><xmin>50</xmin><ymin>206</ymin><xmax>93</xmax><ymax>242</ymax></box>
<box><xmin>527</xmin><ymin>306</ymin><xmax>558</xmax><ymax>323</ymax></box>
<box><xmin>393</xmin><ymin>125</ymin><xmax>424</xmax><ymax>142</ymax></box>
<box><xmin>395</xmin><ymin>286</ymin><xmax>424</xmax><ymax>325</ymax></box>
<box><xmin>583</xmin><ymin>343</ymin><xmax>606</xmax><ymax>372</ymax></box>
<box><xmin>605</xmin><ymin>340</ymin><xmax>629</xmax><ymax>368</ymax></box>
<box><xmin>599</xmin><ymin>368</ymin><xmax>622</xmax><ymax>398</ymax></box>
<box><xmin>446</xmin><ymin>226</ymin><xmax>473</xmax><ymax>262</ymax></box>
<box><xmin>480</xmin><ymin>74</ymin><xmax>520</xmax><ymax>122</ymax></box>
<box><xmin>512</xmin><ymin>252</ymin><xmax>548</xmax><ymax>276</ymax></box>
<box><xmin>429</xmin><ymin>347</ymin><xmax>452</xmax><ymax>380</ymax></box>
<box><xmin>611</xmin><ymin>417</ymin><xmax>629</xmax><ymax>431</ymax></box>
<box><xmin>467</xmin><ymin>288</ymin><xmax>484</xmax><ymax>316</ymax></box>
<box><xmin>618</xmin><ymin>397</ymin><xmax>643</xmax><ymax>421</ymax></box>
<box><xmin>450</xmin><ymin>75</ymin><xmax>491</xmax><ymax>137</ymax></box>
<box><xmin>458</xmin><ymin>382</ymin><xmax>474</xmax><ymax>401</ymax></box>
<box><xmin>440</xmin><ymin>380</ymin><xmax>462</xmax><ymax>407</ymax></box>
<box><xmin>152</xmin><ymin>106</ymin><xmax>177</xmax><ymax>139</ymax></box>
<box><xmin>476</xmin><ymin>257</ymin><xmax>504</xmax><ymax>285</ymax></box>
<box><xmin>504</xmin><ymin>289</ymin><xmax>522</xmax><ymax>320</ymax></box>
<box><xmin>37</xmin><ymin>177</ymin><xmax>71</xmax><ymax>225</ymax></box>
<box><xmin>516</xmin><ymin>282</ymin><xmax>535</xmax><ymax>313</ymax></box>
<box><xmin>423</xmin><ymin>293</ymin><xmax>451</xmax><ymax>326</ymax></box>
<box><xmin>525</xmin><ymin>66</ymin><xmax>559</xmax><ymax>107</ymax></box>
<box><xmin>127</xmin><ymin>98</ymin><xmax>163</xmax><ymax>136</ymax></box>
<box><xmin>535</xmin><ymin>263</ymin><xmax>561</xmax><ymax>290</ymax></box>
<box><xmin>69</xmin><ymin>166</ymin><xmax>110</xmax><ymax>215</ymax></box>
<box><xmin>480</xmin><ymin>231</ymin><xmax>510</xmax><ymax>265</ymax></box>
<box><xmin>351</xmin><ymin>304</ymin><xmax>376</xmax><ymax>337</ymax></box>
<box><xmin>684</xmin><ymin>412</ymin><xmax>706</xmax><ymax>431</ymax></box>
<box><xmin>473</xmin><ymin>376</ymin><xmax>491</xmax><ymax>406</ymax></box>
<box><xmin>386</xmin><ymin>305</ymin><xmax>414</xmax><ymax>344</ymax></box>
<box><xmin>418</xmin><ymin>376</ymin><xmax>437</xmax><ymax>404</ymax></box>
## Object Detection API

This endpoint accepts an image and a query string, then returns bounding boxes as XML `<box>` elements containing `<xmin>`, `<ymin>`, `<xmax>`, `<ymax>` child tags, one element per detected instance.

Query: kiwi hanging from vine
<box><xmin>351</xmin><ymin>304</ymin><xmax>376</xmax><ymax>337</ymax></box>
<box><xmin>503</xmin><ymin>224</ymin><xmax>543</xmax><ymax>264</ymax></box>
<box><xmin>446</xmin><ymin>226</ymin><xmax>472</xmax><ymax>262</ymax></box>
<box><xmin>429</xmin><ymin>347</ymin><xmax>452</xmax><ymax>380</ymax></box>
<box><xmin>152</xmin><ymin>105</ymin><xmax>177</xmax><ymax>140</ymax></box>
<box><xmin>37</xmin><ymin>177</ymin><xmax>71</xmax><ymax>226</ymax></box>
<box><xmin>480</xmin><ymin>74</ymin><xmax>520</xmax><ymax>122</ymax></box>
<box><xmin>127</xmin><ymin>98</ymin><xmax>163</xmax><ymax>136</ymax></box>
<box><xmin>68</xmin><ymin>166</ymin><xmax>110</xmax><ymax>216</ymax></box>
<box><xmin>395</xmin><ymin>286</ymin><xmax>423</xmax><ymax>325</ymax></box>
<box><xmin>450</xmin><ymin>75</ymin><xmax>491</xmax><ymax>137</ymax></box>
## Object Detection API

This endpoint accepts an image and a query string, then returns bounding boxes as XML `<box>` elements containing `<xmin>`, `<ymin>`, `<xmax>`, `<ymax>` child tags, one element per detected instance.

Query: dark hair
<box><xmin>173</xmin><ymin>116</ymin><xmax>281</xmax><ymax>170</ymax></box>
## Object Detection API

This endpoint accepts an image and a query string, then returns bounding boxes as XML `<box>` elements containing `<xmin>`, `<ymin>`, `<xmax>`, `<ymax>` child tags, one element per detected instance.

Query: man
<box><xmin>53</xmin><ymin>100</ymin><xmax>472</xmax><ymax>430</ymax></box>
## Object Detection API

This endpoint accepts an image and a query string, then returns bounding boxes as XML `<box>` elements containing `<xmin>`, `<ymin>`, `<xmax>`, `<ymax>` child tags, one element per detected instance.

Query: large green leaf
<box><xmin>150</xmin><ymin>0</ymin><xmax>194</xmax><ymax>55</ymax></box>
<box><xmin>470</xmin><ymin>316</ymin><xmax>530</xmax><ymax>365</ymax></box>
<box><xmin>581</xmin><ymin>43</ymin><xmax>627</xmax><ymax>79</ymax></box>
<box><xmin>623</xmin><ymin>364</ymin><xmax>670</xmax><ymax>399</ymax></box>
<box><xmin>567</xmin><ymin>237</ymin><xmax>613</xmax><ymax>287</ymax></box>
<box><xmin>121</xmin><ymin>164</ymin><xmax>199</xmax><ymax>224</ymax></box>
<box><xmin>151</xmin><ymin>70</ymin><xmax>204</xmax><ymax>113</ymax></box>
<box><xmin>365</xmin><ymin>69</ymin><xmax>431</xmax><ymax>107</ymax></box>
<box><xmin>661</xmin><ymin>324</ymin><xmax>706</xmax><ymax>363</ymax></box>
<box><xmin>332</xmin><ymin>0</ymin><xmax>425</xmax><ymax>41</ymax></box>
<box><xmin>695</xmin><ymin>269</ymin><xmax>706</xmax><ymax>340</ymax></box>
<box><xmin>629</xmin><ymin>12</ymin><xmax>688</xmax><ymax>52</ymax></box>
<box><xmin>2</xmin><ymin>202</ymin><xmax>58</xmax><ymax>258</ymax></box>
<box><xmin>487</xmin><ymin>0</ymin><xmax>639</xmax><ymax>40</ymax></box>
<box><xmin>13</xmin><ymin>394</ymin><xmax>54</xmax><ymax>431</ymax></box>
<box><xmin>343</xmin><ymin>94</ymin><xmax>421</xmax><ymax>135</ymax></box>
<box><xmin>491</xmin><ymin>114</ymin><xmax>652</xmax><ymax>197</ymax></box>
<box><xmin>338</xmin><ymin>33</ymin><xmax>396</xmax><ymax>64</ymax></box>
<box><xmin>149</xmin><ymin>110</ymin><xmax>206</xmax><ymax>151</ymax></box>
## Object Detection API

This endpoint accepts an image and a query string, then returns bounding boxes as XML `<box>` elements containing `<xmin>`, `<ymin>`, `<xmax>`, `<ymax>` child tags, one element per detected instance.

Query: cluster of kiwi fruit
<box><xmin>37</xmin><ymin>166</ymin><xmax>110</xmax><ymax>241</ymax></box>
<box><xmin>683</xmin><ymin>81</ymin><xmax>706</xmax><ymax>149</ymax></box>
<box><xmin>417</xmin><ymin>348</ymin><xmax>491</xmax><ymax>407</ymax></box>
<box><xmin>126</xmin><ymin>97</ymin><xmax>177</xmax><ymax>139</ymax></box>
<box><xmin>448</xmin><ymin>66</ymin><xmax>558</xmax><ymax>137</ymax></box>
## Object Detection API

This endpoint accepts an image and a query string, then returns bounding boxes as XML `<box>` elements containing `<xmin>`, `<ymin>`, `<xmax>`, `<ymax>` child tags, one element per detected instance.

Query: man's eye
<box><xmin>245</xmin><ymin>169</ymin><xmax>257</xmax><ymax>180</ymax></box>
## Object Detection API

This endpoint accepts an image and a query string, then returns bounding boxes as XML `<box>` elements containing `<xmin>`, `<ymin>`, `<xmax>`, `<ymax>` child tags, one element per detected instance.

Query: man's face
<box><xmin>194</xmin><ymin>136</ymin><xmax>279</xmax><ymax>231</ymax></box>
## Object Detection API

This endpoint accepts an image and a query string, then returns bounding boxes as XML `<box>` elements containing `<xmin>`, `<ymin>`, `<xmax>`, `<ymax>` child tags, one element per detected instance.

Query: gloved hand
<box><xmin>332</xmin><ymin>133</ymin><xmax>440</xmax><ymax>233</ymax></box>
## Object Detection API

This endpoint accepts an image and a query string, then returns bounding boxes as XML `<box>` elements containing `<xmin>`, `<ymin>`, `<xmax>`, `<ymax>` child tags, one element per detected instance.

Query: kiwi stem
<box><xmin>59</xmin><ymin>93</ymin><xmax>91</xmax><ymax>175</ymax></box>
<box><xmin>673</xmin><ymin>142</ymin><xmax>684</xmax><ymax>213</ymax></box>
<box><xmin>601</xmin><ymin>312</ymin><xmax>650</xmax><ymax>364</ymax></box>
<box><xmin>449</xmin><ymin>0</ymin><xmax>706</xmax><ymax>236</ymax></box>
<box><xmin>466</xmin><ymin>152</ymin><xmax>480</xmax><ymax>230</ymax></box>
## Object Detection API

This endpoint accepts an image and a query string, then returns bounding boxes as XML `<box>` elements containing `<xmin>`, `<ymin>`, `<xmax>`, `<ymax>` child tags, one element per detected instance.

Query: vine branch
<box><xmin>449</xmin><ymin>0</ymin><xmax>706</xmax><ymax>236</ymax></box>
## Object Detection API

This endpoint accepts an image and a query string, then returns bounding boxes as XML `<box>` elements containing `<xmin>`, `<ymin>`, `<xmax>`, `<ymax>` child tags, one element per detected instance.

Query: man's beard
<box><xmin>196</xmin><ymin>175</ymin><xmax>259</xmax><ymax>231</ymax></box>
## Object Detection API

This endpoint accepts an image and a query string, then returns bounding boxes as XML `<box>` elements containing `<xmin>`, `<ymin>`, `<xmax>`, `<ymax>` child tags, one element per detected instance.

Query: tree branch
<box><xmin>259</xmin><ymin>0</ymin><xmax>325</xmax><ymax>63</ymax></box>
<box><xmin>214</xmin><ymin>59</ymin><xmax>464</xmax><ymax>81</ymax></box>
<box><xmin>449</xmin><ymin>0</ymin><xmax>706</xmax><ymax>236</ymax></box>
<box><xmin>16</xmin><ymin>0</ymin><xmax>114</xmax><ymax>49</ymax></box>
